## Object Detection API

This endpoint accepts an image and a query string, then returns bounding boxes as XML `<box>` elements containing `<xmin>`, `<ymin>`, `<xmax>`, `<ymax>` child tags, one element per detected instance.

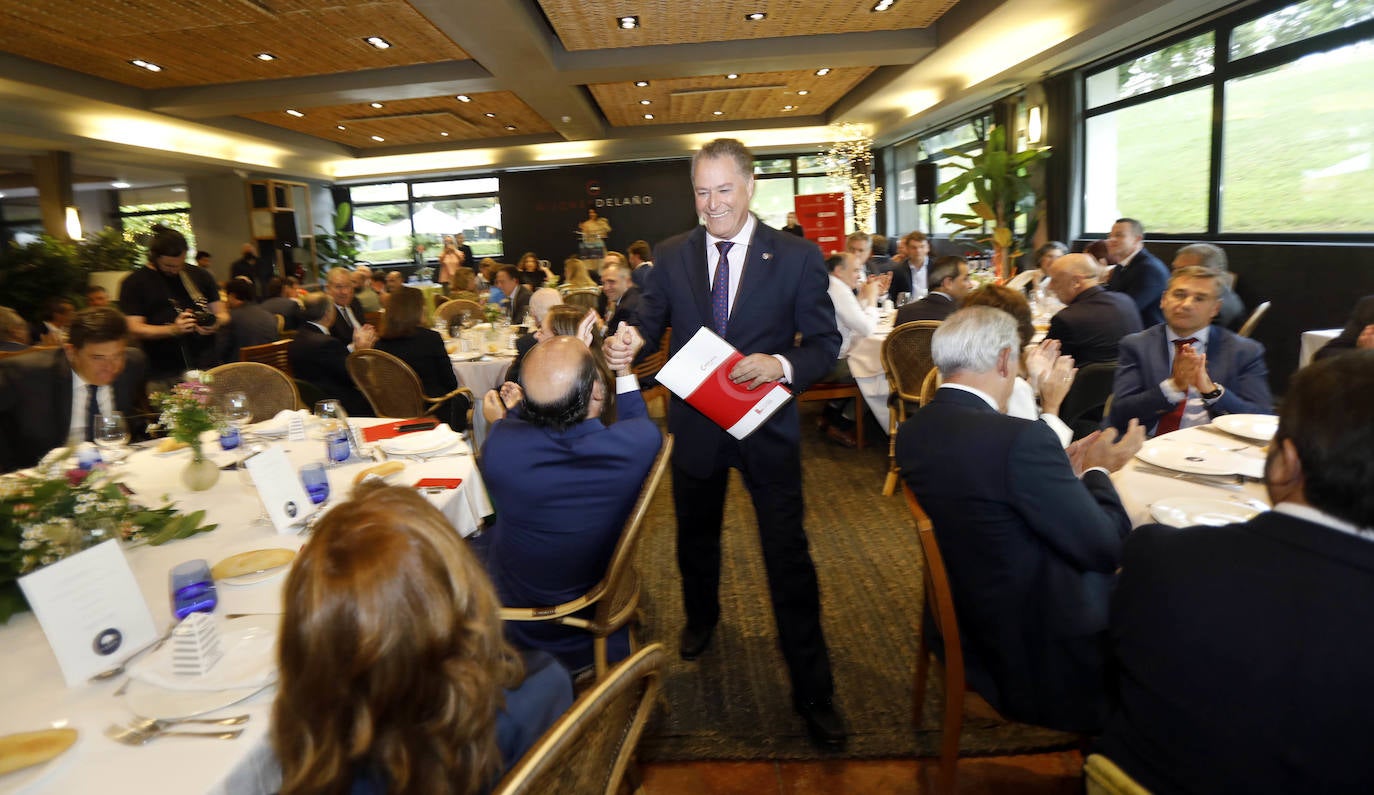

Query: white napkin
<box><xmin>128</xmin><ymin>616</ymin><xmax>279</xmax><ymax>692</ymax></box>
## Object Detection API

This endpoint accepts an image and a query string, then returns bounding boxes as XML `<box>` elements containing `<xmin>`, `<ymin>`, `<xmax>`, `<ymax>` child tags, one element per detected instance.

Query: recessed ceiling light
<box><xmin>712</xmin><ymin>110</ymin><xmax>724</xmax><ymax>116</ymax></box>
<box><xmin>634</xmin><ymin>80</ymin><xmax>650</xmax><ymax>87</ymax></box>
<box><xmin>285</xmin><ymin>109</ymin><xmax>304</xmax><ymax>117</ymax></box>
<box><xmin>255</xmin><ymin>52</ymin><xmax>276</xmax><ymax>61</ymax></box>
<box><xmin>643</xmin><ymin>114</ymin><xmax>654</xmax><ymax>120</ymax></box>
<box><xmin>129</xmin><ymin>59</ymin><xmax>162</xmax><ymax>72</ymax></box>
<box><xmin>455</xmin><ymin>94</ymin><xmax>471</xmax><ymax>102</ymax></box>
<box><xmin>639</xmin><ymin>99</ymin><xmax>652</xmax><ymax>105</ymax></box>
<box><xmin>337</xmin><ymin>125</ymin><xmax>347</xmax><ymax>130</ymax></box>
<box><xmin>370</xmin><ymin>135</ymin><xmax>385</xmax><ymax>142</ymax></box>
<box><xmin>364</xmin><ymin>36</ymin><xmax>391</xmax><ymax>49</ymax></box>
<box><xmin>815</xmin><ymin>67</ymin><xmax>831</xmax><ymax>76</ymax></box>
<box><xmin>440</xmin><ymin>131</ymin><xmax>449</xmax><ymax>136</ymax></box>
<box><xmin>618</xmin><ymin>15</ymin><xmax>639</xmax><ymax>29</ymax></box>
<box><xmin>872</xmin><ymin>0</ymin><xmax>895</xmax><ymax>10</ymax></box>
<box><xmin>726</xmin><ymin>73</ymin><xmax>739</xmax><ymax>80</ymax></box>
<box><xmin>745</xmin><ymin>12</ymin><xmax>766</xmax><ymax>21</ymax></box>
<box><xmin>504</xmin><ymin>124</ymin><xmax>517</xmax><ymax>131</ymax></box>
<box><xmin>484</xmin><ymin>112</ymin><xmax>496</xmax><ymax>118</ymax></box>
<box><xmin>797</xmin><ymin>90</ymin><xmax>810</xmax><ymax>96</ymax></box>
<box><xmin>112</xmin><ymin>181</ymin><xmax>131</xmax><ymax>189</ymax></box>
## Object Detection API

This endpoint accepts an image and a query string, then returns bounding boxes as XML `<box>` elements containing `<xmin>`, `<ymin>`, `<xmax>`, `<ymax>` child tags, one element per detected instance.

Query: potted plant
<box><xmin>936</xmin><ymin>126</ymin><xmax>1051</xmax><ymax>280</ymax></box>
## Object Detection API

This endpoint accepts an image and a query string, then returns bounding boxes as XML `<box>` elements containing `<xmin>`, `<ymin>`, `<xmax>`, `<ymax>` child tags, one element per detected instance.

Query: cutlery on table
<box><xmin>104</xmin><ymin>724</ymin><xmax>244</xmax><ymax>745</ymax></box>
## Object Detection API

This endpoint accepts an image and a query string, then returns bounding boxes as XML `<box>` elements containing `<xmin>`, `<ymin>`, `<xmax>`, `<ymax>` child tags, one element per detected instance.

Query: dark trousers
<box><xmin>672</xmin><ymin>438</ymin><xmax>835</xmax><ymax>702</ymax></box>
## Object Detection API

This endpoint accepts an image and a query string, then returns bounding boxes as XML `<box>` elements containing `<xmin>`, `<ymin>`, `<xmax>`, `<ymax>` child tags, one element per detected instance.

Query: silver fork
<box><xmin>105</xmin><ymin>724</ymin><xmax>244</xmax><ymax>745</ymax></box>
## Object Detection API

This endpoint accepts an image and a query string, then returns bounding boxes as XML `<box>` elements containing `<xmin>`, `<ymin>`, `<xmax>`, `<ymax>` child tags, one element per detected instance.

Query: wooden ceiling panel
<box><xmin>590</xmin><ymin>67</ymin><xmax>874</xmax><ymax>127</ymax></box>
<box><xmin>537</xmin><ymin>0</ymin><xmax>957</xmax><ymax>51</ymax></box>
<box><xmin>240</xmin><ymin>91</ymin><xmax>554</xmax><ymax>148</ymax></box>
<box><xmin>0</xmin><ymin>0</ymin><xmax>469</xmax><ymax>89</ymax></box>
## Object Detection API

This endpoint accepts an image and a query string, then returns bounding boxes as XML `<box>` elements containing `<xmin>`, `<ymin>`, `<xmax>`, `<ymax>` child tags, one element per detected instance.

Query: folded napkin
<box><xmin>414</xmin><ymin>478</ymin><xmax>463</xmax><ymax>489</ymax></box>
<box><xmin>129</xmin><ymin>615</ymin><xmax>278</xmax><ymax>692</ymax></box>
<box><xmin>363</xmin><ymin>418</ymin><xmax>439</xmax><ymax>443</ymax></box>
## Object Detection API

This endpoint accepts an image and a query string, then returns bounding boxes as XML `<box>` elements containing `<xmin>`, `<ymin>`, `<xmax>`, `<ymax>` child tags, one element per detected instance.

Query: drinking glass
<box><xmin>300</xmin><ymin>462</ymin><xmax>330</xmax><ymax>505</ymax></box>
<box><xmin>92</xmin><ymin>413</ymin><xmax>130</xmax><ymax>465</ymax></box>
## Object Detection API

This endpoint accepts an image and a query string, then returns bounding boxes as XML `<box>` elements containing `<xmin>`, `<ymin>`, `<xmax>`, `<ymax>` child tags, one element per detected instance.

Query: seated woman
<box><xmin>448</xmin><ymin>266</ymin><xmax>483</xmax><ymax>304</ymax></box>
<box><xmin>375</xmin><ymin>285</ymin><xmax>470</xmax><ymax>430</ymax></box>
<box><xmin>274</xmin><ymin>483</ymin><xmax>574</xmax><ymax>795</ymax></box>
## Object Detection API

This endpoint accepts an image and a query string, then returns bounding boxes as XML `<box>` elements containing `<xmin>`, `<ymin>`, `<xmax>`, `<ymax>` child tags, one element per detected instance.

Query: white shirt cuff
<box><xmin>1159</xmin><ymin>378</ymin><xmax>1186</xmax><ymax>403</ymax></box>
<box><xmin>615</xmin><ymin>374</ymin><xmax>640</xmax><ymax>394</ymax></box>
<box><xmin>772</xmin><ymin>354</ymin><xmax>794</xmax><ymax>384</ymax></box>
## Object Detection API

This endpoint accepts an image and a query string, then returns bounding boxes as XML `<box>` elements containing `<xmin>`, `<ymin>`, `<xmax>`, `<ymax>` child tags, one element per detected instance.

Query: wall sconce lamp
<box><xmin>1027</xmin><ymin>105</ymin><xmax>1044</xmax><ymax>144</ymax></box>
<box><xmin>65</xmin><ymin>206</ymin><xmax>83</xmax><ymax>240</ymax></box>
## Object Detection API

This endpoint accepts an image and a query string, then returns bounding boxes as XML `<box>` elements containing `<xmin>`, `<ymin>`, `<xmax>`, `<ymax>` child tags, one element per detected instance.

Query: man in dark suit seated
<box><xmin>894</xmin><ymin>255</ymin><xmax>973</xmax><ymax>324</ymax></box>
<box><xmin>0</xmin><ymin>307</ymin><xmax>147</xmax><ymax>472</ymax></box>
<box><xmin>898</xmin><ymin>307</ymin><xmax>1145</xmax><ymax>732</ymax></box>
<box><xmin>598</xmin><ymin>259</ymin><xmax>641</xmax><ymax>330</ymax></box>
<box><xmin>324</xmin><ymin>267</ymin><xmax>370</xmax><ymax>348</ymax></box>
<box><xmin>288</xmin><ymin>293</ymin><xmax>374</xmax><ymax>417</ymax></box>
<box><xmin>1107</xmin><ymin>266</ymin><xmax>1272</xmax><ymax>436</ymax></box>
<box><xmin>481</xmin><ymin>336</ymin><xmax>661</xmax><ymax>673</ymax></box>
<box><xmin>216</xmin><ymin>278</ymin><xmax>280</xmax><ymax>363</ymax></box>
<box><xmin>1313</xmin><ymin>293</ymin><xmax>1374</xmax><ymax>361</ymax></box>
<box><xmin>1044</xmin><ymin>253</ymin><xmax>1142</xmax><ymax>365</ymax></box>
<box><xmin>1101</xmin><ymin>351</ymin><xmax>1374</xmax><ymax>793</ymax></box>
<box><xmin>1104</xmin><ymin>217</ymin><xmax>1170</xmax><ymax>327</ymax></box>
<box><xmin>1170</xmin><ymin>243</ymin><xmax>1245</xmax><ymax>329</ymax></box>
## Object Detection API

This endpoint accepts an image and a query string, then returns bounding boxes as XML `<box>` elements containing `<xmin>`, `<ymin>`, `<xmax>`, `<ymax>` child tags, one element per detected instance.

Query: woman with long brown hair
<box><xmin>274</xmin><ymin>483</ymin><xmax>573</xmax><ymax>795</ymax></box>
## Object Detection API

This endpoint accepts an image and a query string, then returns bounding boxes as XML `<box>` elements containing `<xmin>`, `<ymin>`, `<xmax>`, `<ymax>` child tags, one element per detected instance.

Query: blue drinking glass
<box><xmin>300</xmin><ymin>462</ymin><xmax>330</xmax><ymax>505</ymax></box>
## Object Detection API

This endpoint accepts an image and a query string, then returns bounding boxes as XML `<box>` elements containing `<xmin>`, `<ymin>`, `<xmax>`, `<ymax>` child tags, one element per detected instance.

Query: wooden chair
<box><xmin>796</xmin><ymin>381</ymin><xmax>866</xmax><ymax>449</ymax></box>
<box><xmin>1237</xmin><ymin>300</ymin><xmax>1271</xmax><ymax>338</ymax></box>
<box><xmin>204</xmin><ymin>362</ymin><xmax>300</xmax><ymax>421</ymax></box>
<box><xmin>501</xmin><ymin>436</ymin><xmax>673</xmax><ymax>682</ymax></box>
<box><xmin>491</xmin><ymin>644</ymin><xmax>666</xmax><ymax>795</ymax></box>
<box><xmin>880</xmin><ymin>321</ymin><xmax>942</xmax><ymax>495</ymax></box>
<box><xmin>1084</xmin><ymin>753</ymin><xmax>1153</xmax><ymax>795</ymax></box>
<box><xmin>345</xmin><ymin>349</ymin><xmax>473</xmax><ymax>424</ymax></box>
<box><xmin>1057</xmin><ymin>361</ymin><xmax>1118</xmax><ymax>440</ymax></box>
<box><xmin>239</xmin><ymin>338</ymin><xmax>293</xmax><ymax>377</ymax></box>
<box><xmin>435</xmin><ymin>298</ymin><xmax>483</xmax><ymax>330</ymax></box>
<box><xmin>631</xmin><ymin>329</ymin><xmax>672</xmax><ymax>416</ymax></box>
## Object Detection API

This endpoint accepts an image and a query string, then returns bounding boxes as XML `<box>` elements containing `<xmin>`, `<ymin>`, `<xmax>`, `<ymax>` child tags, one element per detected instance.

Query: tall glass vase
<box><xmin>181</xmin><ymin>442</ymin><xmax>220</xmax><ymax>492</ymax></box>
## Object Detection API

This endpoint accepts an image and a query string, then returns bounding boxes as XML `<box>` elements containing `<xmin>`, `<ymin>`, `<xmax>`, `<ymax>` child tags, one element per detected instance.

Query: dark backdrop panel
<box><xmin>499</xmin><ymin>160</ymin><xmax>698</xmax><ymax>267</ymax></box>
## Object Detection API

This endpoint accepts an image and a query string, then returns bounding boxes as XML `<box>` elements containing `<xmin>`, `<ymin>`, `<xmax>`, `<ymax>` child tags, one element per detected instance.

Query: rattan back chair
<box><xmin>880</xmin><ymin>321</ymin><xmax>941</xmax><ymax>495</ymax></box>
<box><xmin>345</xmin><ymin>348</ymin><xmax>473</xmax><ymax>422</ymax></box>
<box><xmin>239</xmin><ymin>338</ymin><xmax>293</xmax><ymax>377</ymax></box>
<box><xmin>492</xmin><ymin>644</ymin><xmax>666</xmax><ymax>795</ymax></box>
<box><xmin>436</xmin><ymin>299</ymin><xmax>483</xmax><ymax>329</ymax></box>
<box><xmin>204</xmin><ymin>362</ymin><xmax>301</xmax><ymax>422</ymax></box>
<box><xmin>501</xmin><ymin>435</ymin><xmax>673</xmax><ymax>682</ymax></box>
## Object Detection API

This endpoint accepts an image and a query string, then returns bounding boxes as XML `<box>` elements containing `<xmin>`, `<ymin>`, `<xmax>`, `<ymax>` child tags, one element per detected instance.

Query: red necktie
<box><xmin>710</xmin><ymin>241</ymin><xmax>733</xmax><ymax>335</ymax></box>
<box><xmin>1155</xmin><ymin>337</ymin><xmax>1198</xmax><ymax>435</ymax></box>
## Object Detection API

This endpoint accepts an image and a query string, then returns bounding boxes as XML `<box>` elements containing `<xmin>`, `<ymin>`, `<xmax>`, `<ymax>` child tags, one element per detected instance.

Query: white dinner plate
<box><xmin>1211</xmin><ymin>414</ymin><xmax>1278</xmax><ymax>443</ymax></box>
<box><xmin>1150</xmin><ymin>497</ymin><xmax>1267</xmax><ymax>528</ymax></box>
<box><xmin>378</xmin><ymin>426</ymin><xmax>461</xmax><ymax>456</ymax></box>
<box><xmin>0</xmin><ymin>731</ymin><xmax>80</xmax><ymax>795</ymax></box>
<box><xmin>1136</xmin><ymin>440</ymin><xmax>1244</xmax><ymax>475</ymax></box>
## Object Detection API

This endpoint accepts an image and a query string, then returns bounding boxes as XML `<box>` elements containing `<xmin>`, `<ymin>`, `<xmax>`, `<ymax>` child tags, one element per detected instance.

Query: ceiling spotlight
<box><xmin>634</xmin><ymin>80</ymin><xmax>650</xmax><ymax>87</ymax></box>
<box><xmin>815</xmin><ymin>67</ymin><xmax>831</xmax><ymax>76</ymax></box>
<box><xmin>872</xmin><ymin>0</ymin><xmax>895</xmax><ymax>10</ymax></box>
<box><xmin>639</xmin><ymin>99</ymin><xmax>652</xmax><ymax>105</ymax></box>
<box><xmin>797</xmin><ymin>90</ymin><xmax>810</xmax><ymax>95</ymax></box>
<box><xmin>484</xmin><ymin>112</ymin><xmax>496</xmax><ymax>118</ymax></box>
<box><xmin>285</xmin><ymin>109</ymin><xmax>304</xmax><ymax>117</ymax></box>
<box><xmin>364</xmin><ymin>36</ymin><xmax>391</xmax><ymax>49</ymax></box>
<box><xmin>617</xmin><ymin>15</ymin><xmax>639</xmax><ymax>29</ymax></box>
<box><xmin>254</xmin><ymin>52</ymin><xmax>276</xmax><ymax>61</ymax></box>
<box><xmin>111</xmin><ymin>181</ymin><xmax>131</xmax><ymax>189</ymax></box>
<box><xmin>455</xmin><ymin>94</ymin><xmax>471</xmax><ymax>102</ymax></box>
<box><xmin>745</xmin><ymin>12</ymin><xmax>766</xmax><ymax>21</ymax></box>
<box><xmin>712</xmin><ymin>110</ymin><xmax>724</xmax><ymax>116</ymax></box>
<box><xmin>440</xmin><ymin>131</ymin><xmax>449</xmax><ymax>136</ymax></box>
<box><xmin>336</xmin><ymin>125</ymin><xmax>347</xmax><ymax>130</ymax></box>
<box><xmin>504</xmin><ymin>124</ymin><xmax>517</xmax><ymax>130</ymax></box>
<box><xmin>370</xmin><ymin>102</ymin><xmax>384</xmax><ymax>108</ymax></box>
<box><xmin>129</xmin><ymin>59</ymin><xmax>162</xmax><ymax>72</ymax></box>
<box><xmin>726</xmin><ymin>73</ymin><xmax>739</xmax><ymax>80</ymax></box>
<box><xmin>370</xmin><ymin>135</ymin><xmax>385</xmax><ymax>142</ymax></box>
<box><xmin>643</xmin><ymin>113</ymin><xmax>654</xmax><ymax>120</ymax></box>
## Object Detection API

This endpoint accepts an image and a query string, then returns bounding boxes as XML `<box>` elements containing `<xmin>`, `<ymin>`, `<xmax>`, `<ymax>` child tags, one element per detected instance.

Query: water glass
<box><xmin>300</xmin><ymin>462</ymin><xmax>330</xmax><ymax>505</ymax></box>
<box><xmin>92</xmin><ymin>413</ymin><xmax>130</xmax><ymax>464</ymax></box>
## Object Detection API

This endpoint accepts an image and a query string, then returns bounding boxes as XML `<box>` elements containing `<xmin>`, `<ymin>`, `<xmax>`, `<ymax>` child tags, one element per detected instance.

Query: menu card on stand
<box><xmin>243</xmin><ymin>446</ymin><xmax>318</xmax><ymax>534</ymax></box>
<box><xmin>655</xmin><ymin>328</ymin><xmax>793</xmax><ymax>439</ymax></box>
<box><xmin>18</xmin><ymin>540</ymin><xmax>158</xmax><ymax>687</ymax></box>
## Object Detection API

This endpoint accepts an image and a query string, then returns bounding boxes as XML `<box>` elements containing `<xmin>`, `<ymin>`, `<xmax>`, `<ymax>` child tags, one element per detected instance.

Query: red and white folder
<box><xmin>655</xmin><ymin>328</ymin><xmax>792</xmax><ymax>439</ymax></box>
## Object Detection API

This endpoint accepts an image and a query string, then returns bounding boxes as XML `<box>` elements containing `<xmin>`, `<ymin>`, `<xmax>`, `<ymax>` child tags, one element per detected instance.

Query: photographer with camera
<box><xmin>119</xmin><ymin>224</ymin><xmax>229</xmax><ymax>392</ymax></box>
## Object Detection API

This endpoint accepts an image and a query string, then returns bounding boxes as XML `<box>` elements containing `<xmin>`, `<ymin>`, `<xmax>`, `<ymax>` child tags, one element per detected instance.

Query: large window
<box><xmin>1082</xmin><ymin>0</ymin><xmax>1374</xmax><ymax>235</ymax></box>
<box><xmin>347</xmin><ymin>177</ymin><xmax>503</xmax><ymax>265</ymax></box>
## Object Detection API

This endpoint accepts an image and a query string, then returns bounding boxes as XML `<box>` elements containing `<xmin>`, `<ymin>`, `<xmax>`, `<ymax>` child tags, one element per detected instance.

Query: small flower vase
<box><xmin>181</xmin><ymin>442</ymin><xmax>220</xmax><ymax>492</ymax></box>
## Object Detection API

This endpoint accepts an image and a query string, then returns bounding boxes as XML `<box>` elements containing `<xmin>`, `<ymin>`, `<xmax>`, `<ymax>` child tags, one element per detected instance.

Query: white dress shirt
<box><xmin>68</xmin><ymin>370</ymin><xmax>113</xmax><ymax>444</ymax></box>
<box><xmin>827</xmin><ymin>276</ymin><xmax>877</xmax><ymax>359</ymax></box>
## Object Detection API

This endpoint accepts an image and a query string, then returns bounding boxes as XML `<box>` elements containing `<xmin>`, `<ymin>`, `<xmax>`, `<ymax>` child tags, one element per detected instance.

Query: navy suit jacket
<box><xmin>288</xmin><ymin>324</ymin><xmax>372</xmax><ymax>417</ymax></box>
<box><xmin>481</xmin><ymin>388</ymin><xmax>661</xmax><ymax>670</ymax></box>
<box><xmin>1314</xmin><ymin>294</ymin><xmax>1374</xmax><ymax>360</ymax></box>
<box><xmin>894</xmin><ymin>291</ymin><xmax>955</xmax><ymax>324</ymax></box>
<box><xmin>1102</xmin><ymin>512</ymin><xmax>1374</xmax><ymax>794</ymax></box>
<box><xmin>635</xmin><ymin>219</ymin><xmax>840</xmax><ymax>478</ymax></box>
<box><xmin>0</xmin><ymin>347</ymin><xmax>147</xmax><ymax>472</ymax></box>
<box><xmin>1107</xmin><ymin>248</ymin><xmax>1169</xmax><ymax>327</ymax></box>
<box><xmin>1107</xmin><ymin>324</ymin><xmax>1272</xmax><ymax>434</ymax></box>
<box><xmin>1046</xmin><ymin>285</ymin><xmax>1143</xmax><ymax>366</ymax></box>
<box><xmin>898</xmin><ymin>387</ymin><xmax>1130</xmax><ymax>732</ymax></box>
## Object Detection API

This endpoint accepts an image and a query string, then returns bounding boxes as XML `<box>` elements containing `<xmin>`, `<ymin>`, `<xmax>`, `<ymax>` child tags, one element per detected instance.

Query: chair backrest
<box><xmin>204</xmin><ymin>362</ymin><xmax>301</xmax><ymax>421</ymax></box>
<box><xmin>345</xmin><ymin>349</ymin><xmax>427</xmax><ymax>418</ymax></box>
<box><xmin>904</xmin><ymin>485</ymin><xmax>964</xmax><ymax>684</ymax></box>
<box><xmin>563</xmin><ymin>290</ymin><xmax>601</xmax><ymax>313</ymax></box>
<box><xmin>1237</xmin><ymin>300</ymin><xmax>1271</xmax><ymax>338</ymax></box>
<box><xmin>493</xmin><ymin>644</ymin><xmax>666</xmax><ymax>795</ymax></box>
<box><xmin>592</xmin><ymin>435</ymin><xmax>673</xmax><ymax>635</ymax></box>
<box><xmin>630</xmin><ymin>329</ymin><xmax>672</xmax><ymax>384</ymax></box>
<box><xmin>436</xmin><ymin>299</ymin><xmax>482</xmax><ymax>327</ymax></box>
<box><xmin>1057</xmin><ymin>360</ymin><xmax>1119</xmax><ymax>438</ymax></box>
<box><xmin>882</xmin><ymin>321</ymin><xmax>942</xmax><ymax>403</ymax></box>
<box><xmin>239</xmin><ymin>338</ymin><xmax>293</xmax><ymax>377</ymax></box>
<box><xmin>1084</xmin><ymin>753</ymin><xmax>1152</xmax><ymax>795</ymax></box>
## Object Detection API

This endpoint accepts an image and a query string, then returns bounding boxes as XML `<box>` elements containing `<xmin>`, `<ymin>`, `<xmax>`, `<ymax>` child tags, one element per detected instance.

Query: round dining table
<box><xmin>0</xmin><ymin>418</ymin><xmax>490</xmax><ymax>795</ymax></box>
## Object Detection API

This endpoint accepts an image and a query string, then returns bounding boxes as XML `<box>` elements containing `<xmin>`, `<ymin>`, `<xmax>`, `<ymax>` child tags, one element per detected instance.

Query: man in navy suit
<box><xmin>1107</xmin><ymin>266</ymin><xmax>1272</xmax><ymax>436</ymax></box>
<box><xmin>898</xmin><ymin>307</ymin><xmax>1144</xmax><ymax>732</ymax></box>
<box><xmin>605</xmin><ymin>138</ymin><xmax>846</xmax><ymax>748</ymax></box>
<box><xmin>482</xmin><ymin>336</ymin><xmax>661</xmax><ymax>673</ymax></box>
<box><xmin>1101</xmin><ymin>351</ymin><xmax>1374</xmax><ymax>793</ymax></box>
<box><xmin>1105</xmin><ymin>218</ymin><xmax>1170</xmax><ymax>327</ymax></box>
<box><xmin>288</xmin><ymin>292</ymin><xmax>374</xmax><ymax>417</ymax></box>
<box><xmin>1045</xmin><ymin>253</ymin><xmax>1142</xmax><ymax>365</ymax></box>
<box><xmin>893</xmin><ymin>255</ymin><xmax>973</xmax><ymax>325</ymax></box>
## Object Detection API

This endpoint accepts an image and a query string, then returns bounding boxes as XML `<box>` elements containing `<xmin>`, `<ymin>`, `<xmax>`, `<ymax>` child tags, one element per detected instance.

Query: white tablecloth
<box><xmin>1110</xmin><ymin>425</ymin><xmax>1270</xmax><ymax>528</ymax></box>
<box><xmin>1298</xmin><ymin>328</ymin><xmax>1340</xmax><ymax>368</ymax></box>
<box><xmin>0</xmin><ymin>418</ymin><xmax>491</xmax><ymax>794</ymax></box>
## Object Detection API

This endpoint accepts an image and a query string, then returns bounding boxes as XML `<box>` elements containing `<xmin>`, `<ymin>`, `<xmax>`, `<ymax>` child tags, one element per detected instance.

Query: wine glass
<box><xmin>92</xmin><ymin>413</ymin><xmax>130</xmax><ymax>465</ymax></box>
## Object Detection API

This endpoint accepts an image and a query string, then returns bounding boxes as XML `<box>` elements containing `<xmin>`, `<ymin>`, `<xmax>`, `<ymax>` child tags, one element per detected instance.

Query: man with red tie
<box><xmin>1107</xmin><ymin>266</ymin><xmax>1272</xmax><ymax>436</ymax></box>
<box><xmin>604</xmin><ymin>138</ymin><xmax>845</xmax><ymax>749</ymax></box>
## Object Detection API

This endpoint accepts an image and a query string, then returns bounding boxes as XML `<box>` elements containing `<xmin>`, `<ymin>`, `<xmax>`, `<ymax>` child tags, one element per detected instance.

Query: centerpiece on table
<box><xmin>0</xmin><ymin>468</ymin><xmax>218</xmax><ymax>622</ymax></box>
<box><xmin>150</xmin><ymin>374</ymin><xmax>221</xmax><ymax>491</ymax></box>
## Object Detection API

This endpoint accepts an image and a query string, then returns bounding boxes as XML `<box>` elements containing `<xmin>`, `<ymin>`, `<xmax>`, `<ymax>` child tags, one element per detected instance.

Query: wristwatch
<box><xmin>1200</xmin><ymin>385</ymin><xmax>1223</xmax><ymax>401</ymax></box>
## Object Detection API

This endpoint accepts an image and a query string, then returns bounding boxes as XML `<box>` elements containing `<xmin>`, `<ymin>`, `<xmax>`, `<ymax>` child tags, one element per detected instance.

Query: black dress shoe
<box><xmin>679</xmin><ymin>624</ymin><xmax>715</xmax><ymax>660</ymax></box>
<box><xmin>795</xmin><ymin>697</ymin><xmax>848</xmax><ymax>750</ymax></box>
